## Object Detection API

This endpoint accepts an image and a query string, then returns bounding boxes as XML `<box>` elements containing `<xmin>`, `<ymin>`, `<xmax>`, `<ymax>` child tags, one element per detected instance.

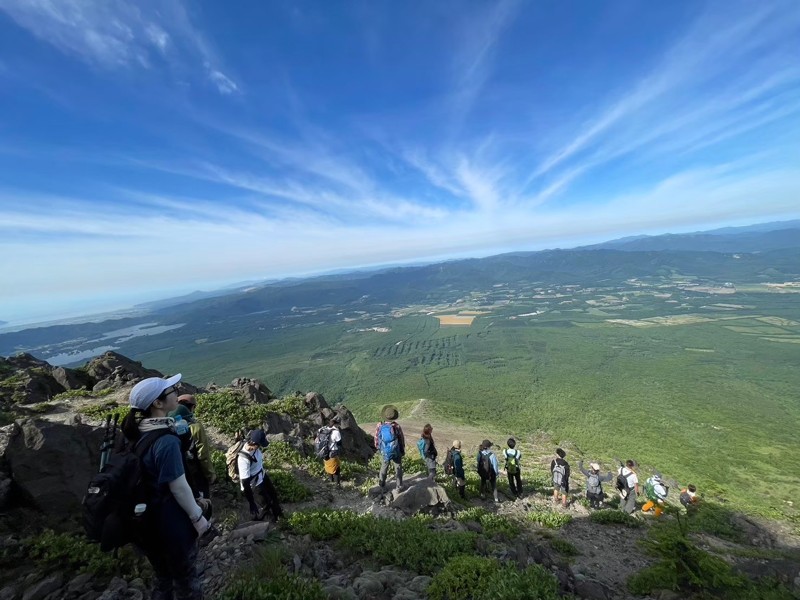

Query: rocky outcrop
<box><xmin>83</xmin><ymin>352</ymin><xmax>164</xmax><ymax>392</ymax></box>
<box><xmin>229</xmin><ymin>378</ymin><xmax>273</xmax><ymax>403</ymax></box>
<box><xmin>1</xmin><ymin>419</ymin><xmax>103</xmax><ymax>518</ymax></box>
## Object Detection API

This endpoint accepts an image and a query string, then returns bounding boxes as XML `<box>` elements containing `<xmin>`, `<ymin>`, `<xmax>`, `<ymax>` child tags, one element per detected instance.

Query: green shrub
<box><xmin>427</xmin><ymin>555</ymin><xmax>560</xmax><ymax>600</ymax></box>
<box><xmin>550</xmin><ymin>537</ymin><xmax>580</xmax><ymax>556</ymax></box>
<box><xmin>456</xmin><ymin>507</ymin><xmax>520</xmax><ymax>537</ymax></box>
<box><xmin>265</xmin><ymin>394</ymin><xmax>309</xmax><ymax>420</ymax></box>
<box><xmin>527</xmin><ymin>510</ymin><xmax>572</xmax><ymax>529</ymax></box>
<box><xmin>686</xmin><ymin>502</ymin><xmax>742</xmax><ymax>541</ymax></box>
<box><xmin>53</xmin><ymin>388</ymin><xmax>115</xmax><ymax>401</ymax></box>
<box><xmin>217</xmin><ymin>547</ymin><xmax>325</xmax><ymax>600</ymax></box>
<box><xmin>287</xmin><ymin>509</ymin><xmax>476</xmax><ymax>574</ymax></box>
<box><xmin>627</xmin><ymin>522</ymin><xmax>744</xmax><ymax>595</ymax></box>
<box><xmin>589</xmin><ymin>509</ymin><xmax>642</xmax><ymax>528</ymax></box>
<box><xmin>195</xmin><ymin>391</ymin><xmax>270</xmax><ymax>435</ymax></box>
<box><xmin>23</xmin><ymin>529</ymin><xmax>145</xmax><ymax>579</ymax></box>
<box><xmin>270</xmin><ymin>471</ymin><xmax>312</xmax><ymax>503</ymax></box>
<box><xmin>79</xmin><ymin>402</ymin><xmax>130</xmax><ymax>422</ymax></box>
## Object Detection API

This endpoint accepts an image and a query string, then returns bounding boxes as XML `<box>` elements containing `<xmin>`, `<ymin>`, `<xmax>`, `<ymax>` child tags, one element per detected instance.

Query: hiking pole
<box><xmin>99</xmin><ymin>414</ymin><xmax>113</xmax><ymax>472</ymax></box>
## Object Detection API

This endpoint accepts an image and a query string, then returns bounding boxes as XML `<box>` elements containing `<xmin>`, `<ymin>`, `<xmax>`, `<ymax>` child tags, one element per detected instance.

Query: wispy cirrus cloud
<box><xmin>0</xmin><ymin>0</ymin><xmax>238</xmax><ymax>94</ymax></box>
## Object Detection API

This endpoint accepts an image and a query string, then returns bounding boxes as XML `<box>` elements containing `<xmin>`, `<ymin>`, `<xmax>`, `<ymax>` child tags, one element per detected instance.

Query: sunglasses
<box><xmin>160</xmin><ymin>386</ymin><xmax>179</xmax><ymax>399</ymax></box>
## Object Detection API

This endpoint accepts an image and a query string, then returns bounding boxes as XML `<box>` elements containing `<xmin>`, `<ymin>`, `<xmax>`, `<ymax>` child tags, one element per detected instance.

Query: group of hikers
<box><xmin>372</xmin><ymin>404</ymin><xmax>700</xmax><ymax>516</ymax></box>
<box><xmin>101</xmin><ymin>378</ymin><xmax>699</xmax><ymax>600</ymax></box>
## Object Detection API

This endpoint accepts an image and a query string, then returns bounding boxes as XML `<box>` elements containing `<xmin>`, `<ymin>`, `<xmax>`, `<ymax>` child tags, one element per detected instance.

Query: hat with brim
<box><xmin>590</xmin><ymin>462</ymin><xmax>600</xmax><ymax>471</ymax></box>
<box><xmin>129</xmin><ymin>374</ymin><xmax>181</xmax><ymax>411</ymax></box>
<box><xmin>381</xmin><ymin>405</ymin><xmax>399</xmax><ymax>421</ymax></box>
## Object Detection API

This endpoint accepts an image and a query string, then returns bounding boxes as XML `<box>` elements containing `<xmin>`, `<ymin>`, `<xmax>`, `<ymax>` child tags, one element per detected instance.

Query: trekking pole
<box><xmin>99</xmin><ymin>414</ymin><xmax>113</xmax><ymax>472</ymax></box>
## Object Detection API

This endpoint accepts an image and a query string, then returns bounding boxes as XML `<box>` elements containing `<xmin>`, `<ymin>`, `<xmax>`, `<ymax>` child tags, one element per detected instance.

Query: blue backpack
<box><xmin>379</xmin><ymin>423</ymin><xmax>400</xmax><ymax>460</ymax></box>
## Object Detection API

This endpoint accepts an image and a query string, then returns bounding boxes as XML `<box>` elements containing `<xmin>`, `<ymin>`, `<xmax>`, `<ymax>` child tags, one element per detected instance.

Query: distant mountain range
<box><xmin>583</xmin><ymin>219</ymin><xmax>800</xmax><ymax>252</ymax></box>
<box><xmin>1</xmin><ymin>219</ymin><xmax>799</xmax><ymax>353</ymax></box>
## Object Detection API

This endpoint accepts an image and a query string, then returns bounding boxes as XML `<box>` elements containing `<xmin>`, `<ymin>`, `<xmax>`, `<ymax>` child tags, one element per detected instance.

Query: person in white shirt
<box><xmin>238</xmin><ymin>429</ymin><xmax>283</xmax><ymax>521</ymax></box>
<box><xmin>618</xmin><ymin>459</ymin><xmax>640</xmax><ymax>514</ymax></box>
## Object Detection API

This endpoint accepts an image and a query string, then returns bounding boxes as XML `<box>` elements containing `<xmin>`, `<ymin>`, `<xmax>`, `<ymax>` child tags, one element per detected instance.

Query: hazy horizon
<box><xmin>2</xmin><ymin>1</ymin><xmax>799</xmax><ymax>325</ymax></box>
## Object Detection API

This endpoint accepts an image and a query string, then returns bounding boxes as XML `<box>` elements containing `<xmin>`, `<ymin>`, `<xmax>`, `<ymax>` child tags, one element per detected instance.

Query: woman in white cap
<box><xmin>578</xmin><ymin>459</ymin><xmax>614</xmax><ymax>510</ymax></box>
<box><xmin>120</xmin><ymin>374</ymin><xmax>210</xmax><ymax>600</ymax></box>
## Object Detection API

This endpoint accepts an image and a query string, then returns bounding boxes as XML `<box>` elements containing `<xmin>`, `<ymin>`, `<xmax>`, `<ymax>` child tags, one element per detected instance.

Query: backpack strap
<box><xmin>133</xmin><ymin>428</ymin><xmax>174</xmax><ymax>458</ymax></box>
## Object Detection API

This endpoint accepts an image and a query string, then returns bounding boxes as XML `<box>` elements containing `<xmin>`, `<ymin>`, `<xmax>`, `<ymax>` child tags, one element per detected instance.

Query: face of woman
<box><xmin>151</xmin><ymin>386</ymin><xmax>179</xmax><ymax>416</ymax></box>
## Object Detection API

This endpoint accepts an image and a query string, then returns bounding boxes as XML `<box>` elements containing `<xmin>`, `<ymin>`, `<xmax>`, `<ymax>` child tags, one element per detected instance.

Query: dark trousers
<box><xmin>507</xmin><ymin>471</ymin><xmax>522</xmax><ymax>496</ymax></box>
<box><xmin>255</xmin><ymin>474</ymin><xmax>283</xmax><ymax>520</ymax></box>
<box><xmin>140</xmin><ymin>500</ymin><xmax>201</xmax><ymax>600</ymax></box>
<box><xmin>479</xmin><ymin>473</ymin><xmax>497</xmax><ymax>496</ymax></box>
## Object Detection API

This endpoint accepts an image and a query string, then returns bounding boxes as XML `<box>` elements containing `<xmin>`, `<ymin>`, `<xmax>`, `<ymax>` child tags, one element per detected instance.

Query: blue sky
<box><xmin>1</xmin><ymin>0</ymin><xmax>799</xmax><ymax>325</ymax></box>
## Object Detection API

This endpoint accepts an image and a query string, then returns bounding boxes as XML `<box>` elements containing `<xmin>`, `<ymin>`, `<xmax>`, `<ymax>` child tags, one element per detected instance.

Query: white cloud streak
<box><xmin>0</xmin><ymin>0</ymin><xmax>238</xmax><ymax>94</ymax></box>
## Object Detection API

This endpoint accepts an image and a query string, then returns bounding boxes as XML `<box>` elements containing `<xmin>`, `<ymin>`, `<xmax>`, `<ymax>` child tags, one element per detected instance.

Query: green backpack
<box><xmin>504</xmin><ymin>449</ymin><xmax>520</xmax><ymax>475</ymax></box>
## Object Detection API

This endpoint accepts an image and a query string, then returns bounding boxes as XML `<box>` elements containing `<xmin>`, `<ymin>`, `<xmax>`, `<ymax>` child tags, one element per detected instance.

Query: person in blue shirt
<box><xmin>121</xmin><ymin>374</ymin><xmax>210</xmax><ymax>600</ymax></box>
<box><xmin>477</xmin><ymin>440</ymin><xmax>500</xmax><ymax>503</ymax></box>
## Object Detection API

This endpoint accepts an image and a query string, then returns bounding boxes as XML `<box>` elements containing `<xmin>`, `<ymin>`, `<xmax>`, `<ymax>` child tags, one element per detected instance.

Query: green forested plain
<box><xmin>130</xmin><ymin>282</ymin><xmax>800</xmax><ymax>524</ymax></box>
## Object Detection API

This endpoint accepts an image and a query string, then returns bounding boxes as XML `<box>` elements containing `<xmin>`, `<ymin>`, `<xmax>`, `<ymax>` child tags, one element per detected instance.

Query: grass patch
<box><xmin>286</xmin><ymin>509</ymin><xmax>476</xmax><ymax>574</ymax></box>
<box><xmin>21</xmin><ymin>529</ymin><xmax>145</xmax><ymax>579</ymax></box>
<box><xmin>456</xmin><ymin>507</ymin><xmax>520</xmax><ymax>537</ymax></box>
<box><xmin>426</xmin><ymin>555</ymin><xmax>560</xmax><ymax>600</ymax></box>
<box><xmin>79</xmin><ymin>402</ymin><xmax>131</xmax><ymax>422</ymax></box>
<box><xmin>589</xmin><ymin>509</ymin><xmax>643</xmax><ymax>528</ymax></box>
<box><xmin>550</xmin><ymin>537</ymin><xmax>580</xmax><ymax>556</ymax></box>
<box><xmin>527</xmin><ymin>510</ymin><xmax>572</xmax><ymax>529</ymax></box>
<box><xmin>269</xmin><ymin>471</ymin><xmax>312</xmax><ymax>503</ymax></box>
<box><xmin>217</xmin><ymin>547</ymin><xmax>324</xmax><ymax>600</ymax></box>
<box><xmin>52</xmin><ymin>388</ymin><xmax>115</xmax><ymax>401</ymax></box>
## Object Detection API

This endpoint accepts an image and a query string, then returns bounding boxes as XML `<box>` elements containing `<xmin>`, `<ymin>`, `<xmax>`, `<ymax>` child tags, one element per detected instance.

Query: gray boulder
<box><xmin>230</xmin><ymin>378</ymin><xmax>272</xmax><ymax>403</ymax></box>
<box><xmin>2</xmin><ymin>419</ymin><xmax>104</xmax><ymax>517</ymax></box>
<box><xmin>390</xmin><ymin>475</ymin><xmax>451</xmax><ymax>515</ymax></box>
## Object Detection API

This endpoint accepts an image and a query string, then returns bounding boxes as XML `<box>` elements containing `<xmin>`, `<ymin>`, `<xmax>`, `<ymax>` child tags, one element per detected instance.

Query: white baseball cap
<box><xmin>129</xmin><ymin>374</ymin><xmax>182</xmax><ymax>410</ymax></box>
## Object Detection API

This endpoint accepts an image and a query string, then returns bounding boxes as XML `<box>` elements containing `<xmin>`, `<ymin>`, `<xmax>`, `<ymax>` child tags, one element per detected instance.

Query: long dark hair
<box><xmin>121</xmin><ymin>407</ymin><xmax>152</xmax><ymax>442</ymax></box>
<box><xmin>421</xmin><ymin>423</ymin><xmax>433</xmax><ymax>439</ymax></box>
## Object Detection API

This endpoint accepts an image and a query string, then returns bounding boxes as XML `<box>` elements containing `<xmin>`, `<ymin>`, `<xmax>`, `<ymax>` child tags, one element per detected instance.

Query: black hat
<box><xmin>248</xmin><ymin>429</ymin><xmax>268</xmax><ymax>446</ymax></box>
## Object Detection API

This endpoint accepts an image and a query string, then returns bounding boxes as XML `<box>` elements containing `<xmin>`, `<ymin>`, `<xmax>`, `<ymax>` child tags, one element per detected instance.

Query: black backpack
<box><xmin>443</xmin><ymin>449</ymin><xmax>455</xmax><ymax>475</ymax></box>
<box><xmin>315</xmin><ymin>427</ymin><xmax>332</xmax><ymax>460</ymax></box>
<box><xmin>478</xmin><ymin>451</ymin><xmax>492</xmax><ymax>477</ymax></box>
<box><xmin>83</xmin><ymin>429</ymin><xmax>173</xmax><ymax>552</ymax></box>
<box><xmin>616</xmin><ymin>469</ymin><xmax>632</xmax><ymax>493</ymax></box>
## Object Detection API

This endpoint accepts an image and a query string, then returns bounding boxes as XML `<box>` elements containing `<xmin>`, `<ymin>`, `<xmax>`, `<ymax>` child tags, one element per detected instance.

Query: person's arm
<box><xmin>192</xmin><ymin>423</ymin><xmax>215</xmax><ymax>483</ymax></box>
<box><xmin>396</xmin><ymin>424</ymin><xmax>405</xmax><ymax>456</ymax></box>
<box><xmin>374</xmin><ymin>424</ymin><xmax>380</xmax><ymax>450</ymax></box>
<box><xmin>490</xmin><ymin>453</ymin><xmax>499</xmax><ymax>474</ymax></box>
<box><xmin>564</xmin><ymin>462</ymin><xmax>571</xmax><ymax>480</ymax></box>
<box><xmin>601</xmin><ymin>472</ymin><xmax>614</xmax><ymax>482</ymax></box>
<box><xmin>578</xmin><ymin>460</ymin><xmax>590</xmax><ymax>477</ymax></box>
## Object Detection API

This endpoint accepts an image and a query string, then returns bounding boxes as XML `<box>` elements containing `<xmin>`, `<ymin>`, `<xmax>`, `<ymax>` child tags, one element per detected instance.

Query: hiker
<box><xmin>446</xmin><ymin>440</ymin><xmax>466</xmax><ymax>499</ymax></box>
<box><xmin>178</xmin><ymin>394</ymin><xmax>197</xmax><ymax>412</ymax></box>
<box><xmin>503</xmin><ymin>438</ymin><xmax>523</xmax><ymax>498</ymax></box>
<box><xmin>169</xmin><ymin>401</ymin><xmax>215</xmax><ymax>499</ymax></box>
<box><xmin>238</xmin><ymin>429</ymin><xmax>284</xmax><ymax>522</ymax></box>
<box><xmin>642</xmin><ymin>473</ymin><xmax>669</xmax><ymax>517</ymax></box>
<box><xmin>316</xmin><ymin>418</ymin><xmax>342</xmax><ymax>487</ymax></box>
<box><xmin>120</xmin><ymin>374</ymin><xmax>209</xmax><ymax>600</ymax></box>
<box><xmin>680</xmin><ymin>484</ymin><xmax>699</xmax><ymax>511</ymax></box>
<box><xmin>418</xmin><ymin>423</ymin><xmax>438</xmax><ymax>480</ymax></box>
<box><xmin>551</xmin><ymin>448</ymin><xmax>571</xmax><ymax>508</ymax></box>
<box><xmin>578</xmin><ymin>460</ymin><xmax>613</xmax><ymax>509</ymax></box>
<box><xmin>477</xmin><ymin>440</ymin><xmax>500</xmax><ymax>502</ymax></box>
<box><xmin>617</xmin><ymin>460</ymin><xmax>640</xmax><ymax>514</ymax></box>
<box><xmin>374</xmin><ymin>405</ymin><xmax>405</xmax><ymax>492</ymax></box>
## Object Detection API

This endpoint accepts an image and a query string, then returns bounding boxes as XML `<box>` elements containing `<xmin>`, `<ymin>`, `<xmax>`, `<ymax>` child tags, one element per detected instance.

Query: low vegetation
<box><xmin>217</xmin><ymin>547</ymin><xmax>324</xmax><ymax>600</ymax></box>
<box><xmin>589</xmin><ymin>509</ymin><xmax>643</xmax><ymax>528</ymax></box>
<box><xmin>426</xmin><ymin>555</ymin><xmax>560</xmax><ymax>600</ymax></box>
<box><xmin>286</xmin><ymin>509</ymin><xmax>476</xmax><ymax>574</ymax></box>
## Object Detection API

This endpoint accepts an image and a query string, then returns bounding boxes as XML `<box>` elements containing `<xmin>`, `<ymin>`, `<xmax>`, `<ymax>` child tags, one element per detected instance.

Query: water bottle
<box><xmin>174</xmin><ymin>415</ymin><xmax>189</xmax><ymax>436</ymax></box>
